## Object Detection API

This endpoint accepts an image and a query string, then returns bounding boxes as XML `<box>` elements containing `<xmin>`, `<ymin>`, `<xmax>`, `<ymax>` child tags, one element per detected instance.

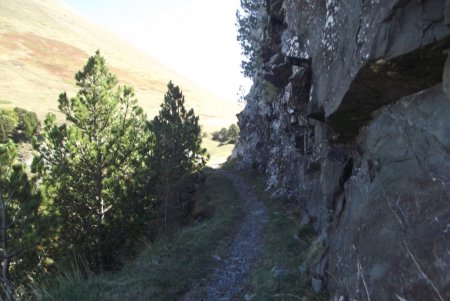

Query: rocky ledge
<box><xmin>233</xmin><ymin>0</ymin><xmax>450</xmax><ymax>300</ymax></box>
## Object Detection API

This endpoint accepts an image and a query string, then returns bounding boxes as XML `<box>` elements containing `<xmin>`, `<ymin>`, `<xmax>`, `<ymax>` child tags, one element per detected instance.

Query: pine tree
<box><xmin>151</xmin><ymin>81</ymin><xmax>208</xmax><ymax>226</ymax></box>
<box><xmin>236</xmin><ymin>0</ymin><xmax>264</xmax><ymax>77</ymax></box>
<box><xmin>14</xmin><ymin>108</ymin><xmax>40</xmax><ymax>141</ymax></box>
<box><xmin>0</xmin><ymin>110</ymin><xmax>19</xmax><ymax>143</ymax></box>
<box><xmin>0</xmin><ymin>141</ymin><xmax>41</xmax><ymax>301</ymax></box>
<box><xmin>35</xmin><ymin>51</ymin><xmax>149</xmax><ymax>271</ymax></box>
<box><xmin>227</xmin><ymin>123</ymin><xmax>240</xmax><ymax>143</ymax></box>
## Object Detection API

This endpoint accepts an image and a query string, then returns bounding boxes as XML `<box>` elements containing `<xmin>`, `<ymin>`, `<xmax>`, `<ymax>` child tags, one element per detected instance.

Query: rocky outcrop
<box><xmin>233</xmin><ymin>0</ymin><xmax>450</xmax><ymax>300</ymax></box>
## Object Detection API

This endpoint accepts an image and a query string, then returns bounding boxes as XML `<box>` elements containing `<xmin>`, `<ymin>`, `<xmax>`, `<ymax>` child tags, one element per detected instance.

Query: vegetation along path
<box><xmin>182</xmin><ymin>169</ymin><xmax>268</xmax><ymax>300</ymax></box>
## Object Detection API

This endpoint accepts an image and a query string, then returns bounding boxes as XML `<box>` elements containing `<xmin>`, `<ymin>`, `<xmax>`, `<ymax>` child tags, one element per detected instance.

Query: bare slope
<box><xmin>0</xmin><ymin>0</ymin><xmax>240</xmax><ymax>131</ymax></box>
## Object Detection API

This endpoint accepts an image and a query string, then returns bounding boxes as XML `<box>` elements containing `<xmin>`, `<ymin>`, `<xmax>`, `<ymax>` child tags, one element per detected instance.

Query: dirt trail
<box><xmin>182</xmin><ymin>169</ymin><xmax>267</xmax><ymax>301</ymax></box>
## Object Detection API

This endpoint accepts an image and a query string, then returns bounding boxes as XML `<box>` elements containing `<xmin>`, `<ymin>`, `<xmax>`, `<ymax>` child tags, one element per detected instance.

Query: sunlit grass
<box><xmin>203</xmin><ymin>137</ymin><xmax>235</xmax><ymax>167</ymax></box>
<box><xmin>0</xmin><ymin>98</ymin><xmax>12</xmax><ymax>104</ymax></box>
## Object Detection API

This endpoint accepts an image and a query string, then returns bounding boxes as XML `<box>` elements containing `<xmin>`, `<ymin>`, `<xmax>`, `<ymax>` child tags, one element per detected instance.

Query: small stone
<box><xmin>298</xmin><ymin>264</ymin><xmax>307</xmax><ymax>276</ymax></box>
<box><xmin>443</xmin><ymin>53</ymin><xmax>450</xmax><ymax>97</ymax></box>
<box><xmin>311</xmin><ymin>277</ymin><xmax>322</xmax><ymax>293</ymax></box>
<box><xmin>271</xmin><ymin>266</ymin><xmax>286</xmax><ymax>279</ymax></box>
<box><xmin>245</xmin><ymin>293</ymin><xmax>256</xmax><ymax>301</ymax></box>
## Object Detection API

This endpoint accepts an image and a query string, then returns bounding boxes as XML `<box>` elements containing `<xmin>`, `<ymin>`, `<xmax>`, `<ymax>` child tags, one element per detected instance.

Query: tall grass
<box><xmin>35</xmin><ymin>255</ymin><xmax>93</xmax><ymax>301</ymax></box>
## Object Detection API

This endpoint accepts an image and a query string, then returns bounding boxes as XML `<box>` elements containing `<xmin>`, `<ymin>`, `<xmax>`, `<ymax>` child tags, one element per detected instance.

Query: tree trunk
<box><xmin>96</xmin><ymin>151</ymin><xmax>104</xmax><ymax>273</ymax></box>
<box><xmin>97</xmin><ymin>207</ymin><xmax>103</xmax><ymax>274</ymax></box>
<box><xmin>164</xmin><ymin>174</ymin><xmax>170</xmax><ymax>230</ymax></box>
<box><xmin>2</xmin><ymin>257</ymin><xmax>15</xmax><ymax>301</ymax></box>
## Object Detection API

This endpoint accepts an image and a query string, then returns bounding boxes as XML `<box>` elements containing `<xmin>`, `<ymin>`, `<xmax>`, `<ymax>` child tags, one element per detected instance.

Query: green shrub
<box><xmin>262</xmin><ymin>80</ymin><xmax>279</xmax><ymax>103</ymax></box>
<box><xmin>227</xmin><ymin>124</ymin><xmax>240</xmax><ymax>143</ymax></box>
<box><xmin>211</xmin><ymin>124</ymin><xmax>240</xmax><ymax>144</ymax></box>
<box><xmin>0</xmin><ymin>109</ymin><xmax>19</xmax><ymax>143</ymax></box>
<box><xmin>22</xmin><ymin>111</ymin><xmax>40</xmax><ymax>139</ymax></box>
<box><xmin>212</xmin><ymin>127</ymin><xmax>228</xmax><ymax>142</ymax></box>
<box><xmin>14</xmin><ymin>107</ymin><xmax>40</xmax><ymax>140</ymax></box>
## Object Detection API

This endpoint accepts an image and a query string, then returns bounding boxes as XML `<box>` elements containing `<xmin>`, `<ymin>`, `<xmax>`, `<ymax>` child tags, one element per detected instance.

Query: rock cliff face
<box><xmin>233</xmin><ymin>0</ymin><xmax>450</xmax><ymax>300</ymax></box>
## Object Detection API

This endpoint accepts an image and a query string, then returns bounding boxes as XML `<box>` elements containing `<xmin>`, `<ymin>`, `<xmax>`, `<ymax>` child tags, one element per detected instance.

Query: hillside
<box><xmin>0</xmin><ymin>0</ymin><xmax>240</xmax><ymax>131</ymax></box>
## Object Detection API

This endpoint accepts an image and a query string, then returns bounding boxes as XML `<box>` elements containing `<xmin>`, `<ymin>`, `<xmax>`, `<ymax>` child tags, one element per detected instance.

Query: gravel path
<box><xmin>181</xmin><ymin>169</ymin><xmax>267</xmax><ymax>301</ymax></box>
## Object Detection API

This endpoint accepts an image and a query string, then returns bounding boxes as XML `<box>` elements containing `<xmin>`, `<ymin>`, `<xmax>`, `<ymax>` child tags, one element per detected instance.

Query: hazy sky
<box><xmin>63</xmin><ymin>0</ymin><xmax>251</xmax><ymax>101</ymax></box>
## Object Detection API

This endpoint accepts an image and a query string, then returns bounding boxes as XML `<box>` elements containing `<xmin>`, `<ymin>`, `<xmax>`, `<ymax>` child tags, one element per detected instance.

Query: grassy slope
<box><xmin>236</xmin><ymin>169</ymin><xmax>328</xmax><ymax>301</ymax></box>
<box><xmin>0</xmin><ymin>0</ymin><xmax>241</xmax><ymax>132</ymax></box>
<box><xmin>38</xmin><ymin>169</ymin><xmax>243</xmax><ymax>301</ymax></box>
<box><xmin>203</xmin><ymin>137</ymin><xmax>236</xmax><ymax>167</ymax></box>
